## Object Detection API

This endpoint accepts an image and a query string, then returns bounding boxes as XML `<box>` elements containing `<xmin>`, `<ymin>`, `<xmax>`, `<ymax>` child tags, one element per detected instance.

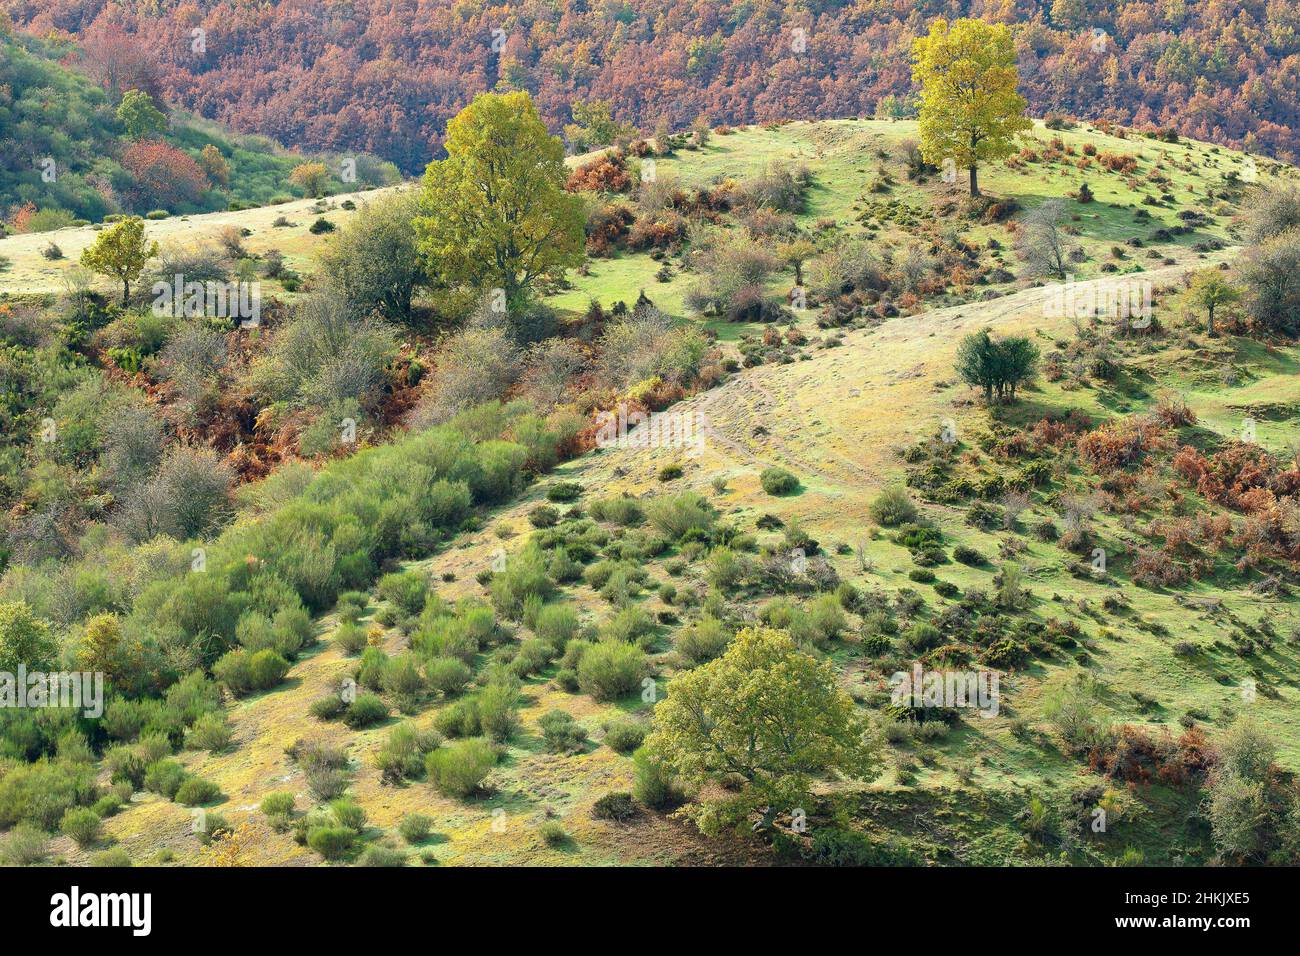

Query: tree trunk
<box><xmin>121</xmin><ymin>279</ymin><xmax>130</xmax><ymax>306</ymax></box>
<box><xmin>1207</xmin><ymin>304</ymin><xmax>1216</xmax><ymax>336</ymax></box>
<box><xmin>969</xmin><ymin>163</ymin><xmax>979</xmax><ymax>197</ymax></box>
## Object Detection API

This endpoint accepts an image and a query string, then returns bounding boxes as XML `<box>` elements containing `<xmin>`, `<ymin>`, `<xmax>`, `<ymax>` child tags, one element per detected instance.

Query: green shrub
<box><xmin>426</xmin><ymin>656</ymin><xmax>472</xmax><ymax>696</ymax></box>
<box><xmin>477</xmin><ymin>682</ymin><xmax>521</xmax><ymax>741</ymax></box>
<box><xmin>184</xmin><ymin>713</ymin><xmax>233</xmax><ymax>752</ymax></box>
<box><xmin>174</xmin><ymin>776</ymin><xmax>222</xmax><ymax>806</ymax></box>
<box><xmin>645</xmin><ymin>491</ymin><xmax>716</xmax><ymax>539</ymax></box>
<box><xmin>90</xmin><ymin>847</ymin><xmax>133</xmax><ymax>867</ymax></box>
<box><xmin>357</xmin><ymin>844</ymin><xmax>406</xmax><ymax>866</ymax></box>
<box><xmin>534</xmin><ymin>603</ymin><xmax>579</xmax><ymax>652</ymax></box>
<box><xmin>760</xmin><ymin>467</ymin><xmax>800</xmax><ymax>495</ymax></box>
<box><xmin>60</xmin><ymin>807</ymin><xmax>102</xmax><ymax>846</ymax></box>
<box><xmin>378</xmin><ymin>570</ymin><xmax>428</xmax><ymax>615</ymax></box>
<box><xmin>577</xmin><ymin>641</ymin><xmax>647</xmax><ymax>701</ymax></box>
<box><xmin>310</xmin><ymin>694</ymin><xmax>348</xmax><ymax>721</ymax></box>
<box><xmin>261</xmin><ymin>791</ymin><xmax>296</xmax><ymax>817</ymax></box>
<box><xmin>334</xmin><ymin>621</ymin><xmax>368</xmax><ymax>655</ymax></box>
<box><xmin>143</xmin><ymin>760</ymin><xmax>189</xmax><ymax>800</ymax></box>
<box><xmin>676</xmin><ymin>616</ymin><xmax>730</xmax><ymax>665</ymax></box>
<box><xmin>398</xmin><ymin>813</ymin><xmax>434</xmax><ymax>843</ymax></box>
<box><xmin>344</xmin><ymin>693</ymin><xmax>390</xmax><ymax>728</ymax></box>
<box><xmin>546</xmin><ymin>481</ymin><xmax>582</xmax><ymax>502</ymax></box>
<box><xmin>538</xmin><ymin>709</ymin><xmax>588</xmax><ymax>753</ymax></box>
<box><xmin>489</xmin><ymin>544</ymin><xmax>554</xmax><ymax>619</ymax></box>
<box><xmin>589</xmin><ymin>496</ymin><xmax>644</xmax><ymax>526</ymax></box>
<box><xmin>539</xmin><ymin>821</ymin><xmax>569</xmax><ymax>846</ymax></box>
<box><xmin>330</xmin><ymin>798</ymin><xmax>368</xmax><ymax>830</ymax></box>
<box><xmin>869</xmin><ymin>486</ymin><xmax>918</xmax><ymax>526</ymax></box>
<box><xmin>307</xmin><ymin>825</ymin><xmax>356</xmax><ymax>860</ymax></box>
<box><xmin>0</xmin><ymin>823</ymin><xmax>48</xmax><ymax>865</ymax></box>
<box><xmin>631</xmin><ymin>747</ymin><xmax>682</xmax><ymax>809</ymax></box>
<box><xmin>602</xmin><ymin>718</ymin><xmax>647</xmax><ymax>753</ymax></box>
<box><xmin>426</xmin><ymin>739</ymin><xmax>497</xmax><ymax>798</ymax></box>
<box><xmin>591</xmin><ymin>791</ymin><xmax>637</xmax><ymax>821</ymax></box>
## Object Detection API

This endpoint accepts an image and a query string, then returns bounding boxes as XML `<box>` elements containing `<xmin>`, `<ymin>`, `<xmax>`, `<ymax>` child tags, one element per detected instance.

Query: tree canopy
<box><xmin>414</xmin><ymin>91</ymin><xmax>585</xmax><ymax>310</ymax></box>
<box><xmin>955</xmin><ymin>328</ymin><xmax>1040</xmax><ymax>403</ymax></box>
<box><xmin>79</xmin><ymin>216</ymin><xmax>158</xmax><ymax>304</ymax></box>
<box><xmin>911</xmin><ymin>18</ymin><xmax>1032</xmax><ymax>196</ymax></box>
<box><xmin>645</xmin><ymin>626</ymin><xmax>876</xmax><ymax>834</ymax></box>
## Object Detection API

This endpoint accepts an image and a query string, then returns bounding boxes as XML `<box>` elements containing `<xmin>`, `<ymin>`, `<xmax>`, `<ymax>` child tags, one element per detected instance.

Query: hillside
<box><xmin>6</xmin><ymin>0</ymin><xmax>1300</xmax><ymax>173</ymax></box>
<box><xmin>3</xmin><ymin>112</ymin><xmax>1297</xmax><ymax>870</ymax></box>
<box><xmin>0</xmin><ymin>26</ymin><xmax>399</xmax><ymax>232</ymax></box>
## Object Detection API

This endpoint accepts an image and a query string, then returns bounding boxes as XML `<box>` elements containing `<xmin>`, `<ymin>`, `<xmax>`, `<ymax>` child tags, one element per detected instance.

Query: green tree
<box><xmin>115</xmin><ymin>89</ymin><xmax>167</xmax><ymax>139</ymax></box>
<box><xmin>645</xmin><ymin>626</ymin><xmax>876</xmax><ymax>834</ymax></box>
<box><xmin>415</xmin><ymin>91</ymin><xmax>584</xmax><ymax>308</ymax></box>
<box><xmin>317</xmin><ymin>192</ymin><xmax>427</xmax><ymax>325</ymax></box>
<box><xmin>0</xmin><ymin>602</ymin><xmax>58</xmax><ymax>673</ymax></box>
<box><xmin>955</xmin><ymin>328</ymin><xmax>1038</xmax><ymax>403</ymax></box>
<box><xmin>1188</xmin><ymin>269</ymin><xmax>1242</xmax><ymax>336</ymax></box>
<box><xmin>564</xmin><ymin>99</ymin><xmax>637</xmax><ymax>151</ymax></box>
<box><xmin>911</xmin><ymin>18</ymin><xmax>1032</xmax><ymax>196</ymax></box>
<box><xmin>776</xmin><ymin>238</ymin><xmax>817</xmax><ymax>286</ymax></box>
<box><xmin>79</xmin><ymin>216</ymin><xmax>157</xmax><ymax>304</ymax></box>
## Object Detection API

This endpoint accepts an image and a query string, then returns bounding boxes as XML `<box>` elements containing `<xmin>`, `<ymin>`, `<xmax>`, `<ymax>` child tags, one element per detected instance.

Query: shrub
<box><xmin>344</xmin><ymin>693</ymin><xmax>390</xmax><ymax>728</ymax></box>
<box><xmin>261</xmin><ymin>792</ymin><xmax>296</xmax><ymax>817</ymax></box>
<box><xmin>953</xmin><ymin>545</ymin><xmax>985</xmax><ymax>565</ymax></box>
<box><xmin>334</xmin><ymin>622</ymin><xmax>368</xmax><ymax>655</ymax></box>
<box><xmin>677</xmin><ymin>616</ymin><xmax>730</xmax><ymax>665</ymax></box>
<box><xmin>90</xmin><ymin>847</ymin><xmax>133</xmax><ymax>867</ymax></box>
<box><xmin>539</xmin><ymin>709</ymin><xmax>589</xmax><ymax>753</ymax></box>
<box><xmin>426</xmin><ymin>739</ymin><xmax>497</xmax><ymax>798</ymax></box>
<box><xmin>631</xmin><ymin>747</ymin><xmax>682</xmax><ymax>809</ymax></box>
<box><xmin>378</xmin><ymin>571</ymin><xmax>429</xmax><ymax>616</ymax></box>
<box><xmin>307</xmin><ymin>768</ymin><xmax>349</xmax><ymax>802</ymax></box>
<box><xmin>310</xmin><ymin>694</ymin><xmax>348</xmax><ymax>721</ymax></box>
<box><xmin>760</xmin><ymin>467</ymin><xmax>800</xmax><ymax>495</ymax></box>
<box><xmin>539</xmin><ymin>821</ymin><xmax>569</xmax><ymax>847</ymax></box>
<box><xmin>870</xmin><ymin>486</ymin><xmax>917</xmax><ymax>526</ymax></box>
<box><xmin>577</xmin><ymin>641</ymin><xmax>648</xmax><ymax>701</ymax></box>
<box><xmin>645</xmin><ymin>492</ymin><xmax>716</xmax><ymax>539</ymax></box>
<box><xmin>143</xmin><ymin>760</ymin><xmax>189</xmax><ymax>800</ymax></box>
<box><xmin>307</xmin><ymin>826</ymin><xmax>356</xmax><ymax>860</ymax></box>
<box><xmin>591</xmin><ymin>791</ymin><xmax>638</xmax><ymax>821</ymax></box>
<box><xmin>184</xmin><ymin>713</ymin><xmax>232</xmax><ymax>752</ymax></box>
<box><xmin>174</xmin><ymin>776</ymin><xmax>222</xmax><ymax>806</ymax></box>
<box><xmin>357</xmin><ymin>845</ymin><xmax>406</xmax><ymax>867</ymax></box>
<box><xmin>398</xmin><ymin>813</ymin><xmax>434</xmax><ymax>843</ymax></box>
<box><xmin>330</xmin><ymin>798</ymin><xmax>368</xmax><ymax>831</ymax></box>
<box><xmin>426</xmin><ymin>656</ymin><xmax>473</xmax><ymax>696</ymax></box>
<box><xmin>534</xmin><ymin>603</ymin><xmax>580</xmax><ymax>653</ymax></box>
<box><xmin>603</xmin><ymin>720</ymin><xmax>647</xmax><ymax>755</ymax></box>
<box><xmin>60</xmin><ymin>807</ymin><xmax>102</xmax><ymax>846</ymax></box>
<box><xmin>589</xmin><ymin>496</ymin><xmax>644</xmax><ymax>526</ymax></box>
<box><xmin>1</xmin><ymin>824</ymin><xmax>49</xmax><ymax>865</ymax></box>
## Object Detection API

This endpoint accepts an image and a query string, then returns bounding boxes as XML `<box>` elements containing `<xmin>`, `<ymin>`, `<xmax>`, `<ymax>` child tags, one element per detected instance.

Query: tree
<box><xmin>415</xmin><ymin>91</ymin><xmax>584</xmax><ymax>308</ymax></box>
<box><xmin>1188</xmin><ymin>269</ymin><xmax>1241</xmax><ymax>335</ymax></box>
<box><xmin>1017</xmin><ymin>199</ymin><xmax>1073</xmax><ymax>278</ymax></box>
<box><xmin>120</xmin><ymin>140</ymin><xmax>209</xmax><ymax>210</ymax></box>
<box><xmin>79</xmin><ymin>216</ymin><xmax>157</xmax><ymax>304</ymax></box>
<box><xmin>1237</xmin><ymin>229</ymin><xmax>1300</xmax><ymax>336</ymax></box>
<box><xmin>0</xmin><ymin>601</ymin><xmax>57</xmax><ymax>673</ymax></box>
<box><xmin>290</xmin><ymin>161</ymin><xmax>330</xmax><ymax>198</ymax></box>
<box><xmin>564</xmin><ymin>99</ymin><xmax>636</xmax><ymax>152</ymax></box>
<box><xmin>115</xmin><ymin>89</ymin><xmax>166</xmax><ymax>139</ymax></box>
<box><xmin>777</xmin><ymin>238</ymin><xmax>817</xmax><ymax>286</ymax></box>
<box><xmin>316</xmin><ymin>192</ymin><xmax>427</xmax><ymax>325</ymax></box>
<box><xmin>645</xmin><ymin>626</ymin><xmax>876</xmax><ymax>834</ymax></box>
<box><xmin>198</xmin><ymin>144</ymin><xmax>230</xmax><ymax>187</ymax></box>
<box><xmin>955</xmin><ymin>328</ymin><xmax>1039</xmax><ymax>403</ymax></box>
<box><xmin>911</xmin><ymin>18</ymin><xmax>1032</xmax><ymax>197</ymax></box>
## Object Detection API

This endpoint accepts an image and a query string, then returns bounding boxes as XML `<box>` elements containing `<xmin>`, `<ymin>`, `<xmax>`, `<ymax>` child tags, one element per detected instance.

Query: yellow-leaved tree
<box><xmin>415</xmin><ymin>91</ymin><xmax>584</xmax><ymax>311</ymax></box>
<box><xmin>911</xmin><ymin>18</ymin><xmax>1032</xmax><ymax>197</ymax></box>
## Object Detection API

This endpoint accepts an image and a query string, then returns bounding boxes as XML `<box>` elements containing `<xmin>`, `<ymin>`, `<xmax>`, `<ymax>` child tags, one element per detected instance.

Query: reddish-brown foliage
<box><xmin>120</xmin><ymin>139</ymin><xmax>209</xmax><ymax>210</ymax></box>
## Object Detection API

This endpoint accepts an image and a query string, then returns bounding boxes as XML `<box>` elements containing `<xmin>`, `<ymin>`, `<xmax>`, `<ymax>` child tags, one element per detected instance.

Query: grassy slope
<box><xmin>36</xmin><ymin>120</ymin><xmax>1300</xmax><ymax>867</ymax></box>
